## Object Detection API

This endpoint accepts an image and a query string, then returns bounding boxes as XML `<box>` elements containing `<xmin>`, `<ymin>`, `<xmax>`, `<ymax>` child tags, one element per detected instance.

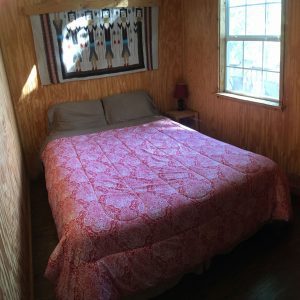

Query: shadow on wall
<box><xmin>0</xmin><ymin>46</ymin><xmax>33</xmax><ymax>299</ymax></box>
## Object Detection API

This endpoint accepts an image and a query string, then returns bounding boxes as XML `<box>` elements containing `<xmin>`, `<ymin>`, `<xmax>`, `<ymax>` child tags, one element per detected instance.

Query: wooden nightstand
<box><xmin>165</xmin><ymin>110</ymin><xmax>199</xmax><ymax>131</ymax></box>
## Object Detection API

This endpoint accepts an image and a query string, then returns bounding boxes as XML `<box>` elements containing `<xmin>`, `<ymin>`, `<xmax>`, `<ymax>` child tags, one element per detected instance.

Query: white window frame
<box><xmin>218</xmin><ymin>0</ymin><xmax>286</xmax><ymax>108</ymax></box>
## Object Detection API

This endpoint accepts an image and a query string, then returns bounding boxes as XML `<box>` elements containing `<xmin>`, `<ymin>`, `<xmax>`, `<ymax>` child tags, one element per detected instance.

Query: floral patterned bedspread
<box><xmin>42</xmin><ymin>118</ymin><xmax>292</xmax><ymax>299</ymax></box>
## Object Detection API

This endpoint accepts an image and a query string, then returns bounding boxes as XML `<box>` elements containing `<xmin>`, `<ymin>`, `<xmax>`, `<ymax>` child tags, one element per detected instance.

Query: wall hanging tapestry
<box><xmin>30</xmin><ymin>7</ymin><xmax>158</xmax><ymax>85</ymax></box>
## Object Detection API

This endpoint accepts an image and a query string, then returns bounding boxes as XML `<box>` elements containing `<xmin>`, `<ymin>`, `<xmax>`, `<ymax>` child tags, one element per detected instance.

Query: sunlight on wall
<box><xmin>20</xmin><ymin>65</ymin><xmax>38</xmax><ymax>100</ymax></box>
<box><xmin>62</xmin><ymin>16</ymin><xmax>90</xmax><ymax>72</ymax></box>
<box><xmin>116</xmin><ymin>0</ymin><xmax>129</xmax><ymax>7</ymax></box>
<box><xmin>61</xmin><ymin>10</ymin><xmax>122</xmax><ymax>72</ymax></box>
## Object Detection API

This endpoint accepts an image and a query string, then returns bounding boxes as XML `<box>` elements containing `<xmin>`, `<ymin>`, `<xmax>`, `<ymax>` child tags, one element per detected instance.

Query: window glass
<box><xmin>246</xmin><ymin>5</ymin><xmax>265</xmax><ymax>35</ymax></box>
<box><xmin>227</xmin><ymin>41</ymin><xmax>243</xmax><ymax>67</ymax></box>
<box><xmin>266</xmin><ymin>4</ymin><xmax>281</xmax><ymax>35</ymax></box>
<box><xmin>244</xmin><ymin>41</ymin><xmax>263</xmax><ymax>69</ymax></box>
<box><xmin>229</xmin><ymin>7</ymin><xmax>245</xmax><ymax>35</ymax></box>
<box><xmin>223</xmin><ymin>0</ymin><xmax>283</xmax><ymax>102</ymax></box>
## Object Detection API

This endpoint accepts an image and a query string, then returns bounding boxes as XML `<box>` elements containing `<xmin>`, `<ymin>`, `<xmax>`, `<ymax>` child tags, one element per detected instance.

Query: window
<box><xmin>219</xmin><ymin>0</ymin><xmax>284</xmax><ymax>105</ymax></box>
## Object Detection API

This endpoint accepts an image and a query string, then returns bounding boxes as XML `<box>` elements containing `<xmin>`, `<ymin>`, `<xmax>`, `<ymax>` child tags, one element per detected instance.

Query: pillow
<box><xmin>48</xmin><ymin>100</ymin><xmax>107</xmax><ymax>132</ymax></box>
<box><xmin>102</xmin><ymin>90</ymin><xmax>159</xmax><ymax>124</ymax></box>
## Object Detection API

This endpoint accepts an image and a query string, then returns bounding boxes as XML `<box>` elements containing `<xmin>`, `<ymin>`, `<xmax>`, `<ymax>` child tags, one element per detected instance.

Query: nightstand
<box><xmin>165</xmin><ymin>110</ymin><xmax>199</xmax><ymax>131</ymax></box>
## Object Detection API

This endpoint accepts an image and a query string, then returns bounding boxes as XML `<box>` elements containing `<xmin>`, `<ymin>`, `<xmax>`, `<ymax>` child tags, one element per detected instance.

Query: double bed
<box><xmin>41</xmin><ymin>91</ymin><xmax>292</xmax><ymax>299</ymax></box>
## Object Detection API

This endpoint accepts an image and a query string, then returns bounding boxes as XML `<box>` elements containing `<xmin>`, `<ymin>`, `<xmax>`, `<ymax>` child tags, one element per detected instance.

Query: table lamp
<box><xmin>174</xmin><ymin>83</ymin><xmax>188</xmax><ymax>111</ymax></box>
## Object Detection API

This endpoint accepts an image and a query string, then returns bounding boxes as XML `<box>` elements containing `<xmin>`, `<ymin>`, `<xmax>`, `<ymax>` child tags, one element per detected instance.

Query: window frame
<box><xmin>218</xmin><ymin>0</ymin><xmax>286</xmax><ymax>107</ymax></box>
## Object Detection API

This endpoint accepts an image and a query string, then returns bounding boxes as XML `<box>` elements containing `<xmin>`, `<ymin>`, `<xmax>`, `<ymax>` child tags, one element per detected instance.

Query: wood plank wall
<box><xmin>0</xmin><ymin>0</ymin><xmax>183</xmax><ymax>178</ymax></box>
<box><xmin>3</xmin><ymin>0</ymin><xmax>298</xmax><ymax>181</ymax></box>
<box><xmin>183</xmin><ymin>0</ymin><xmax>300</xmax><ymax>178</ymax></box>
<box><xmin>0</xmin><ymin>48</ymin><xmax>32</xmax><ymax>298</ymax></box>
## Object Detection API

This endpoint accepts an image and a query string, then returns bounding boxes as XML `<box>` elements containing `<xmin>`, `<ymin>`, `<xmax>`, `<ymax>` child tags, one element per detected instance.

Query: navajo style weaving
<box><xmin>31</xmin><ymin>7</ymin><xmax>158</xmax><ymax>85</ymax></box>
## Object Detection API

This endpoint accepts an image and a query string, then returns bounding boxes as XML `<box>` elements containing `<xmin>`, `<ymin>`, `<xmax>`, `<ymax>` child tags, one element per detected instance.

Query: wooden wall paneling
<box><xmin>0</xmin><ymin>0</ymin><xmax>183</xmax><ymax>178</ymax></box>
<box><xmin>183</xmin><ymin>0</ymin><xmax>300</xmax><ymax>178</ymax></box>
<box><xmin>282</xmin><ymin>0</ymin><xmax>300</xmax><ymax>176</ymax></box>
<box><xmin>0</xmin><ymin>47</ymin><xmax>33</xmax><ymax>299</ymax></box>
<box><xmin>24</xmin><ymin>0</ymin><xmax>160</xmax><ymax>15</ymax></box>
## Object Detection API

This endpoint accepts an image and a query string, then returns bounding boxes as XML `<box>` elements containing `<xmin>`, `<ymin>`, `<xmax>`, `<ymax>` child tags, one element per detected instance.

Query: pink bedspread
<box><xmin>42</xmin><ymin>118</ymin><xmax>292</xmax><ymax>299</ymax></box>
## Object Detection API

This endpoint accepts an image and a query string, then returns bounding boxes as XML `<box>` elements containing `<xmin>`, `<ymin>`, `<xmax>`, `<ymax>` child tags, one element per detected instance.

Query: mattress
<box><xmin>41</xmin><ymin>117</ymin><xmax>292</xmax><ymax>299</ymax></box>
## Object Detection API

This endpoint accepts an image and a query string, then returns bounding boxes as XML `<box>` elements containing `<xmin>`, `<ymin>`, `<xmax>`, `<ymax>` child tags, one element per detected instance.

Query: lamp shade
<box><xmin>174</xmin><ymin>83</ymin><xmax>188</xmax><ymax>98</ymax></box>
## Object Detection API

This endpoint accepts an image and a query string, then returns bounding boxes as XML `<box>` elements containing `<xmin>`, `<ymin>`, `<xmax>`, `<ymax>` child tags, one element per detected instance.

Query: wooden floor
<box><xmin>31</xmin><ymin>176</ymin><xmax>300</xmax><ymax>300</ymax></box>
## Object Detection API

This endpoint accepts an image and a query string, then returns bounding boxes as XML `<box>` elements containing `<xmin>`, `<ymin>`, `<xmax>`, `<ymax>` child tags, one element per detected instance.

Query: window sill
<box><xmin>216</xmin><ymin>92</ymin><xmax>285</xmax><ymax>111</ymax></box>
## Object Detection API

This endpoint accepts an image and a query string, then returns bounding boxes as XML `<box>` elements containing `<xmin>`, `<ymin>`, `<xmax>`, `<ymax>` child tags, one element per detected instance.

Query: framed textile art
<box><xmin>30</xmin><ymin>7</ymin><xmax>158</xmax><ymax>85</ymax></box>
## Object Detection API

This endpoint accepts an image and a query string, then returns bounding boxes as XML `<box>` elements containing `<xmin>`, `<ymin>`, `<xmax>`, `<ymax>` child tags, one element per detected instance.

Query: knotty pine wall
<box><xmin>0</xmin><ymin>0</ymin><xmax>183</xmax><ymax>178</ymax></box>
<box><xmin>0</xmin><ymin>48</ymin><xmax>32</xmax><ymax>298</ymax></box>
<box><xmin>183</xmin><ymin>0</ymin><xmax>300</xmax><ymax>178</ymax></box>
<box><xmin>2</xmin><ymin>0</ymin><xmax>299</xmax><ymax>180</ymax></box>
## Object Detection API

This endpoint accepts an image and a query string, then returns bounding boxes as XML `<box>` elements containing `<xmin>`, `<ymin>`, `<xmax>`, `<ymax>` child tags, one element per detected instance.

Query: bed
<box><xmin>41</xmin><ymin>91</ymin><xmax>292</xmax><ymax>299</ymax></box>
